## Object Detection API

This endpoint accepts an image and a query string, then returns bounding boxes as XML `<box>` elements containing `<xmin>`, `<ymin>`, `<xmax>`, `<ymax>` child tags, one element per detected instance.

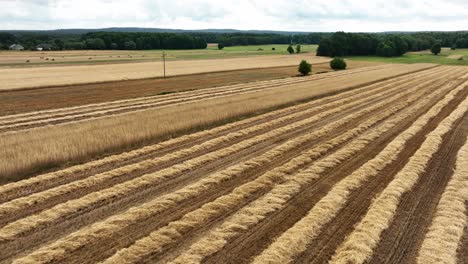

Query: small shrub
<box><xmin>26</xmin><ymin>60</ymin><xmax>30</xmax><ymax>62</ymax></box>
<box><xmin>330</xmin><ymin>57</ymin><xmax>347</xmax><ymax>70</ymax></box>
<box><xmin>218</xmin><ymin>43</ymin><xmax>224</xmax><ymax>50</ymax></box>
<box><xmin>257</xmin><ymin>48</ymin><xmax>263</xmax><ymax>51</ymax></box>
<box><xmin>296</xmin><ymin>44</ymin><xmax>301</xmax><ymax>53</ymax></box>
<box><xmin>458</xmin><ymin>56</ymin><xmax>464</xmax><ymax>61</ymax></box>
<box><xmin>272</xmin><ymin>47</ymin><xmax>276</xmax><ymax>51</ymax></box>
<box><xmin>287</xmin><ymin>45</ymin><xmax>294</xmax><ymax>54</ymax></box>
<box><xmin>298</xmin><ymin>60</ymin><xmax>312</xmax><ymax>76</ymax></box>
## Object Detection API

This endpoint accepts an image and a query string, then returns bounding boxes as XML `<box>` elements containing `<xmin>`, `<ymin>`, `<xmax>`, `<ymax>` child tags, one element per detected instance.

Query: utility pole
<box><xmin>162</xmin><ymin>50</ymin><xmax>166</xmax><ymax>78</ymax></box>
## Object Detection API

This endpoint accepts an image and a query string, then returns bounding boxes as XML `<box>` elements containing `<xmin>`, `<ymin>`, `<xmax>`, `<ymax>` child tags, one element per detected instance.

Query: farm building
<box><xmin>9</xmin><ymin>44</ymin><xmax>24</xmax><ymax>51</ymax></box>
<box><xmin>36</xmin><ymin>43</ymin><xmax>53</xmax><ymax>51</ymax></box>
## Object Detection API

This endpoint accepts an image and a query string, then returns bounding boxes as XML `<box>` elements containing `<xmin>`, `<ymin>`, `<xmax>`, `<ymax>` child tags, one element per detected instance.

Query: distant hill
<box><xmin>0</xmin><ymin>27</ymin><xmax>313</xmax><ymax>35</ymax></box>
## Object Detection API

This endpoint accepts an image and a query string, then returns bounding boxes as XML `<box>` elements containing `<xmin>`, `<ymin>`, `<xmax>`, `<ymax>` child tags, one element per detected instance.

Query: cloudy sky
<box><xmin>1</xmin><ymin>0</ymin><xmax>468</xmax><ymax>32</ymax></box>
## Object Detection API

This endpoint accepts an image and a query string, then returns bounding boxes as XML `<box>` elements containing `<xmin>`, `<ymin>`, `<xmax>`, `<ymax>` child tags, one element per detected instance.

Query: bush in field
<box><xmin>296</xmin><ymin>44</ymin><xmax>301</xmax><ymax>53</ymax></box>
<box><xmin>287</xmin><ymin>45</ymin><xmax>295</xmax><ymax>54</ymax></box>
<box><xmin>218</xmin><ymin>43</ymin><xmax>224</xmax><ymax>50</ymax></box>
<box><xmin>272</xmin><ymin>47</ymin><xmax>276</xmax><ymax>50</ymax></box>
<box><xmin>298</xmin><ymin>60</ymin><xmax>312</xmax><ymax>76</ymax></box>
<box><xmin>330</xmin><ymin>57</ymin><xmax>347</xmax><ymax>70</ymax></box>
<box><xmin>431</xmin><ymin>43</ymin><xmax>441</xmax><ymax>55</ymax></box>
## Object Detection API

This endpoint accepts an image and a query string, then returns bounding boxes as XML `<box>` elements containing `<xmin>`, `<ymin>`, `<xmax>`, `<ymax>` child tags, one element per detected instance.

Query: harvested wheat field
<box><xmin>0</xmin><ymin>63</ymin><xmax>467</xmax><ymax>264</ymax></box>
<box><xmin>0</xmin><ymin>54</ymin><xmax>330</xmax><ymax>91</ymax></box>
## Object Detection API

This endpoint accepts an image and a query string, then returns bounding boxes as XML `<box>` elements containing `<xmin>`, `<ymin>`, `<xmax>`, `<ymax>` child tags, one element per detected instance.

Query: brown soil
<box><xmin>295</xmin><ymin>86</ymin><xmax>468</xmax><ymax>264</ymax></box>
<box><xmin>368</xmin><ymin>107</ymin><xmax>468</xmax><ymax>263</ymax></box>
<box><xmin>200</xmin><ymin>79</ymin><xmax>464</xmax><ymax>264</ymax></box>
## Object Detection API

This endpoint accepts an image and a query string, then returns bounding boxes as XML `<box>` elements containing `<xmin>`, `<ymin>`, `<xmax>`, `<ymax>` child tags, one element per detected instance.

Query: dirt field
<box><xmin>0</xmin><ymin>60</ymin><xmax>381</xmax><ymax>115</ymax></box>
<box><xmin>0</xmin><ymin>63</ymin><xmax>467</xmax><ymax>264</ymax></box>
<box><xmin>0</xmin><ymin>54</ymin><xmax>330</xmax><ymax>91</ymax></box>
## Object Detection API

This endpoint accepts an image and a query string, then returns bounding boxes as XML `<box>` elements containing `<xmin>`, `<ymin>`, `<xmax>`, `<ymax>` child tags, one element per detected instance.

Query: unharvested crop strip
<box><xmin>167</xmin><ymin>80</ymin><xmax>452</xmax><ymax>264</ymax></box>
<box><xmin>0</xmin><ymin>64</ymin><xmax>432</xmax><ymax>134</ymax></box>
<box><xmin>252</xmin><ymin>79</ymin><xmax>468</xmax><ymax>264</ymax></box>
<box><xmin>416</xmin><ymin>137</ymin><xmax>468</xmax><ymax>264</ymax></box>
<box><xmin>6</xmin><ymin>76</ymin><xmax>427</xmax><ymax>263</ymax></box>
<box><xmin>330</xmin><ymin>86</ymin><xmax>468</xmax><ymax>264</ymax></box>
<box><xmin>102</xmin><ymin>79</ymin><xmax>441</xmax><ymax>264</ymax></box>
<box><xmin>0</xmin><ymin>65</ymin><xmax>393</xmax><ymax>131</ymax></box>
<box><xmin>0</xmin><ymin>66</ymin><xmax>449</xmax><ymax>202</ymax></box>
<box><xmin>0</xmin><ymin>64</ymin><xmax>394</xmax><ymax>124</ymax></box>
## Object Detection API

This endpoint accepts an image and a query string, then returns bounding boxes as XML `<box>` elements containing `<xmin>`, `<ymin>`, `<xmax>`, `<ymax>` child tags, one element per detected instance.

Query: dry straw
<box><xmin>416</xmin><ymin>138</ymin><xmax>468</xmax><ymax>264</ymax></box>
<box><xmin>330</xmin><ymin>84</ymin><xmax>468</xmax><ymax>264</ymax></box>
<box><xmin>253</xmin><ymin>78</ymin><xmax>467</xmax><ymax>264</ymax></box>
<box><xmin>0</xmin><ymin>66</ymin><xmax>399</xmax><ymax>200</ymax></box>
<box><xmin>103</xmin><ymin>80</ymin><xmax>437</xmax><ymax>264</ymax></box>
<box><xmin>0</xmin><ymin>82</ymin><xmax>400</xmax><ymax>226</ymax></box>
<box><xmin>8</xmin><ymin>72</ymin><xmax>428</xmax><ymax>263</ymax></box>
<box><xmin>169</xmin><ymin>77</ymin><xmax>463</xmax><ymax>264</ymax></box>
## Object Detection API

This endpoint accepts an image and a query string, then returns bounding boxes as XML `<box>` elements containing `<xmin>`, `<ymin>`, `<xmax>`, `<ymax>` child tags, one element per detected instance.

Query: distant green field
<box><xmin>346</xmin><ymin>48</ymin><xmax>468</xmax><ymax>66</ymax></box>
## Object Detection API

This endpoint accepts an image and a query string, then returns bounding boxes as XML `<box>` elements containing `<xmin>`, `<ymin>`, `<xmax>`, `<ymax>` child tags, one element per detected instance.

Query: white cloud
<box><xmin>1</xmin><ymin>0</ymin><xmax>467</xmax><ymax>31</ymax></box>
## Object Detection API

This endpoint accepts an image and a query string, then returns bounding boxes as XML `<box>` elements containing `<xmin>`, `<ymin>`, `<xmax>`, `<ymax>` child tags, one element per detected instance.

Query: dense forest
<box><xmin>316</xmin><ymin>31</ymin><xmax>468</xmax><ymax>57</ymax></box>
<box><xmin>0</xmin><ymin>31</ymin><xmax>328</xmax><ymax>50</ymax></box>
<box><xmin>0</xmin><ymin>30</ymin><xmax>467</xmax><ymax>52</ymax></box>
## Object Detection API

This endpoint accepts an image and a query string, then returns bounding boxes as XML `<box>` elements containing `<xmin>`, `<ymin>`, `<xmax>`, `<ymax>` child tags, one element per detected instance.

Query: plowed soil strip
<box><xmin>199</xmin><ymin>89</ymin><xmax>450</xmax><ymax>264</ymax></box>
<box><xmin>295</xmin><ymin>85</ymin><xmax>468</xmax><ymax>264</ymax></box>
<box><xmin>368</xmin><ymin>101</ymin><xmax>468</xmax><ymax>263</ymax></box>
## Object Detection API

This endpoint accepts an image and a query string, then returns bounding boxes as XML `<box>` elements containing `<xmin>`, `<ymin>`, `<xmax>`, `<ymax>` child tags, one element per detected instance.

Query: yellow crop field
<box><xmin>0</xmin><ymin>63</ymin><xmax>467</xmax><ymax>264</ymax></box>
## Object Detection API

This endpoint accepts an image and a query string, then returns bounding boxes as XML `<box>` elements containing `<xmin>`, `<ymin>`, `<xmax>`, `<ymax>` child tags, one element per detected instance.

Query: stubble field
<box><xmin>0</xmin><ymin>60</ymin><xmax>467</xmax><ymax>264</ymax></box>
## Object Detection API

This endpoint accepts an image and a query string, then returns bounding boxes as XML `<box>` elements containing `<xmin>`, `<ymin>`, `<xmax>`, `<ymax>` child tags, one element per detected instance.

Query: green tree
<box><xmin>376</xmin><ymin>41</ymin><xmax>396</xmax><ymax>57</ymax></box>
<box><xmin>54</xmin><ymin>39</ymin><xmax>64</xmax><ymax>50</ymax></box>
<box><xmin>330</xmin><ymin>57</ymin><xmax>347</xmax><ymax>70</ymax></box>
<box><xmin>316</xmin><ymin>38</ymin><xmax>334</xmax><ymax>56</ymax></box>
<box><xmin>287</xmin><ymin>45</ymin><xmax>295</xmax><ymax>54</ymax></box>
<box><xmin>431</xmin><ymin>43</ymin><xmax>442</xmax><ymax>55</ymax></box>
<box><xmin>124</xmin><ymin>40</ymin><xmax>137</xmax><ymax>50</ymax></box>
<box><xmin>296</xmin><ymin>44</ymin><xmax>301</xmax><ymax>53</ymax></box>
<box><xmin>298</xmin><ymin>60</ymin><xmax>312</xmax><ymax>75</ymax></box>
<box><xmin>85</xmin><ymin>38</ymin><xmax>106</xmax><ymax>49</ymax></box>
<box><xmin>218</xmin><ymin>43</ymin><xmax>224</xmax><ymax>50</ymax></box>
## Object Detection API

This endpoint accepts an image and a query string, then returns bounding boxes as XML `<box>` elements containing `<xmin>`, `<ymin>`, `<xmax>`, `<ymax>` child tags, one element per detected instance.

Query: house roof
<box><xmin>9</xmin><ymin>44</ymin><xmax>24</xmax><ymax>49</ymax></box>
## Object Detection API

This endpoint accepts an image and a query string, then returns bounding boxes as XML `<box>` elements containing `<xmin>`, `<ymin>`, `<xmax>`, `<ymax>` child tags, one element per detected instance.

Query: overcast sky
<box><xmin>1</xmin><ymin>0</ymin><xmax>468</xmax><ymax>32</ymax></box>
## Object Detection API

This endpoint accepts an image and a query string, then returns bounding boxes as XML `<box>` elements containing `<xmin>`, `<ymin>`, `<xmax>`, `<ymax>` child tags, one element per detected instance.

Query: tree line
<box><xmin>316</xmin><ymin>31</ymin><xmax>468</xmax><ymax>57</ymax></box>
<box><xmin>0</xmin><ymin>31</ymin><xmax>330</xmax><ymax>51</ymax></box>
<box><xmin>1</xmin><ymin>30</ymin><xmax>467</xmax><ymax>52</ymax></box>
